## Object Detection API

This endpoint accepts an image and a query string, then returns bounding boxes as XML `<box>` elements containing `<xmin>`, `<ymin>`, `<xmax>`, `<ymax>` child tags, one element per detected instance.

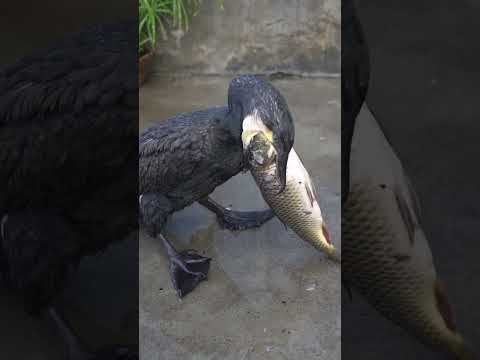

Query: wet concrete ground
<box><xmin>139</xmin><ymin>75</ymin><xmax>341</xmax><ymax>360</ymax></box>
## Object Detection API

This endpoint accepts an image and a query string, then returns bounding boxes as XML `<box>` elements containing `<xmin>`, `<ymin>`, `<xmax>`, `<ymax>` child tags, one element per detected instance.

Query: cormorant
<box><xmin>139</xmin><ymin>74</ymin><xmax>295</xmax><ymax>298</ymax></box>
<box><xmin>341</xmin><ymin>0</ymin><xmax>370</xmax><ymax>205</ymax></box>
<box><xmin>341</xmin><ymin>0</ymin><xmax>370</xmax><ymax>302</ymax></box>
<box><xmin>0</xmin><ymin>22</ymin><xmax>137</xmax><ymax>359</ymax></box>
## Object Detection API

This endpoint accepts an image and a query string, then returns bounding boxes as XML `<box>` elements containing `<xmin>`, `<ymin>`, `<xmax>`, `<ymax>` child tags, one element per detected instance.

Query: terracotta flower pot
<box><xmin>139</xmin><ymin>51</ymin><xmax>154</xmax><ymax>86</ymax></box>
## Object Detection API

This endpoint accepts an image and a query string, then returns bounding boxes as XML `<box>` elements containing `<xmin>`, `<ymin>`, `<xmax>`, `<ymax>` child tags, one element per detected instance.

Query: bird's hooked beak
<box><xmin>242</xmin><ymin>113</ymin><xmax>289</xmax><ymax>194</ymax></box>
<box><xmin>274</xmin><ymin>139</ymin><xmax>289</xmax><ymax>194</ymax></box>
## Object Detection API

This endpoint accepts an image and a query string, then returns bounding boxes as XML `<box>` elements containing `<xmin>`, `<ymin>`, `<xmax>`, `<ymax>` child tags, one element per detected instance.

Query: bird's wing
<box><xmin>0</xmin><ymin>21</ymin><xmax>137</xmax><ymax>210</ymax></box>
<box><xmin>139</xmin><ymin>114</ymin><xmax>213</xmax><ymax>194</ymax></box>
<box><xmin>0</xmin><ymin>22</ymin><xmax>136</xmax><ymax>124</ymax></box>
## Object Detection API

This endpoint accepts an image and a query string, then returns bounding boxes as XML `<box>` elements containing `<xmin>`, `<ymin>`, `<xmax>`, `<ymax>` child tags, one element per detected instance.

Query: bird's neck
<box><xmin>218</xmin><ymin>108</ymin><xmax>242</xmax><ymax>145</ymax></box>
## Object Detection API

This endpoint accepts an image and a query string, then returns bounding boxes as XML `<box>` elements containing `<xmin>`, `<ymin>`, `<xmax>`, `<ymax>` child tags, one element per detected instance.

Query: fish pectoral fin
<box><xmin>394</xmin><ymin>183</ymin><xmax>418</xmax><ymax>246</ymax></box>
<box><xmin>435</xmin><ymin>279</ymin><xmax>457</xmax><ymax>332</ymax></box>
<box><xmin>404</xmin><ymin>173</ymin><xmax>422</xmax><ymax>221</ymax></box>
<box><xmin>304</xmin><ymin>182</ymin><xmax>316</xmax><ymax>208</ymax></box>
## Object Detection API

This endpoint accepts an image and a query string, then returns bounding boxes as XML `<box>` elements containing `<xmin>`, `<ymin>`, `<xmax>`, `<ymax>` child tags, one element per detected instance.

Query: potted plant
<box><xmin>139</xmin><ymin>0</ymin><xmax>209</xmax><ymax>85</ymax></box>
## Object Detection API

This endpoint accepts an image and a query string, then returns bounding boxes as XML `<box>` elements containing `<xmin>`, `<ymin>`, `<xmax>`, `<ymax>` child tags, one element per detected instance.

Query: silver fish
<box><xmin>343</xmin><ymin>104</ymin><xmax>474</xmax><ymax>359</ymax></box>
<box><xmin>246</xmin><ymin>132</ymin><xmax>339</xmax><ymax>261</ymax></box>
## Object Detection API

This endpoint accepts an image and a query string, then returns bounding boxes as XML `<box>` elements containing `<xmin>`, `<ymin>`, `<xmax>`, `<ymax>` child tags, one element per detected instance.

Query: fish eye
<box><xmin>252</xmin><ymin>149</ymin><xmax>267</xmax><ymax>165</ymax></box>
<box><xmin>252</xmin><ymin>146</ymin><xmax>276</xmax><ymax>167</ymax></box>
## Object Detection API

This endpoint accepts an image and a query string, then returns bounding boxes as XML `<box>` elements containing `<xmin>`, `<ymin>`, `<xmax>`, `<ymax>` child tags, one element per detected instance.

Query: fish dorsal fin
<box><xmin>404</xmin><ymin>173</ymin><xmax>422</xmax><ymax>222</ymax></box>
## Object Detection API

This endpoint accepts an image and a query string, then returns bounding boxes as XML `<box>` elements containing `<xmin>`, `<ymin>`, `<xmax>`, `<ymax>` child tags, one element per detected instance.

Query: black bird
<box><xmin>341</xmin><ymin>0</ymin><xmax>370</xmax><ymax>205</ymax></box>
<box><xmin>139</xmin><ymin>74</ymin><xmax>295</xmax><ymax>298</ymax></box>
<box><xmin>341</xmin><ymin>0</ymin><xmax>370</xmax><ymax>301</ymax></box>
<box><xmin>0</xmin><ymin>22</ymin><xmax>137</xmax><ymax>359</ymax></box>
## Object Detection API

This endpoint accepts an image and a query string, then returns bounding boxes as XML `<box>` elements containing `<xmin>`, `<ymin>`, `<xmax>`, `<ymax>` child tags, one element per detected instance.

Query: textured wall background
<box><xmin>155</xmin><ymin>0</ymin><xmax>340</xmax><ymax>75</ymax></box>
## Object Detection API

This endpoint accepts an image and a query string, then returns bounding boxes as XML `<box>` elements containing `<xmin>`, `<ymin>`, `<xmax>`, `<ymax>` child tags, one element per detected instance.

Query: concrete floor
<box><xmin>139</xmin><ymin>75</ymin><xmax>341</xmax><ymax>360</ymax></box>
<box><xmin>343</xmin><ymin>1</ymin><xmax>480</xmax><ymax>359</ymax></box>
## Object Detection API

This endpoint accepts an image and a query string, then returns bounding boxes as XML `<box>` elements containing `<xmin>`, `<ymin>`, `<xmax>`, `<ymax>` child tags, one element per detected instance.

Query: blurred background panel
<box><xmin>343</xmin><ymin>1</ymin><xmax>480</xmax><ymax>359</ymax></box>
<box><xmin>0</xmin><ymin>1</ymin><xmax>138</xmax><ymax>359</ymax></box>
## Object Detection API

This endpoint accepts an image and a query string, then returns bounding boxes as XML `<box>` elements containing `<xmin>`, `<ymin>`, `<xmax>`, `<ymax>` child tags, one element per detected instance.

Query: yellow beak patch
<box><xmin>242</xmin><ymin>129</ymin><xmax>274</xmax><ymax>148</ymax></box>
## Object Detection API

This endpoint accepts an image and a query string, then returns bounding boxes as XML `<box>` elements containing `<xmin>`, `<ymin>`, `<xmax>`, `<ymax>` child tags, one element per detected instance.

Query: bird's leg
<box><xmin>43</xmin><ymin>307</ymin><xmax>92</xmax><ymax>360</ymax></box>
<box><xmin>139</xmin><ymin>192</ymin><xmax>211</xmax><ymax>298</ymax></box>
<box><xmin>1</xmin><ymin>213</ymin><xmax>90</xmax><ymax>359</ymax></box>
<box><xmin>198</xmin><ymin>196</ymin><xmax>274</xmax><ymax>231</ymax></box>
<box><xmin>159</xmin><ymin>234</ymin><xmax>211</xmax><ymax>298</ymax></box>
<box><xmin>44</xmin><ymin>307</ymin><xmax>138</xmax><ymax>360</ymax></box>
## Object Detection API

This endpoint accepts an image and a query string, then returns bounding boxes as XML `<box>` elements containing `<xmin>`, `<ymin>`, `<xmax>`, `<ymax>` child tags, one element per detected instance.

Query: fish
<box><xmin>246</xmin><ymin>132</ymin><xmax>339</xmax><ymax>262</ymax></box>
<box><xmin>343</xmin><ymin>103</ymin><xmax>475</xmax><ymax>359</ymax></box>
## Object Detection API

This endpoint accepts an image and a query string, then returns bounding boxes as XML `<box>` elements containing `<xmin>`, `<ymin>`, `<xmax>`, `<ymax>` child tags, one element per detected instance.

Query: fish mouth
<box><xmin>243</xmin><ymin>130</ymin><xmax>287</xmax><ymax>194</ymax></box>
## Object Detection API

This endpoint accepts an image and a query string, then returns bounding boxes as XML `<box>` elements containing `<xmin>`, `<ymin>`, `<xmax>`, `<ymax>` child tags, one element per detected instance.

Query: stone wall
<box><xmin>155</xmin><ymin>0</ymin><xmax>340</xmax><ymax>76</ymax></box>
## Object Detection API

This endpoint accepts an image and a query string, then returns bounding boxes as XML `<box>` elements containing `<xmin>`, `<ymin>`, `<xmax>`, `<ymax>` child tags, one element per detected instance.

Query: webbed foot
<box><xmin>169</xmin><ymin>249</ymin><xmax>211</xmax><ymax>298</ymax></box>
<box><xmin>217</xmin><ymin>208</ymin><xmax>275</xmax><ymax>231</ymax></box>
<box><xmin>199</xmin><ymin>197</ymin><xmax>274</xmax><ymax>231</ymax></box>
<box><xmin>160</xmin><ymin>235</ymin><xmax>211</xmax><ymax>298</ymax></box>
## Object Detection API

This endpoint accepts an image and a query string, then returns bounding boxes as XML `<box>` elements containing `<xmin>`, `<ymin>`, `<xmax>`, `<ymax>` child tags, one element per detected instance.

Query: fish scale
<box><xmin>343</xmin><ymin>183</ymin><xmax>472</xmax><ymax>359</ymax></box>
<box><xmin>247</xmin><ymin>132</ymin><xmax>339</xmax><ymax>262</ymax></box>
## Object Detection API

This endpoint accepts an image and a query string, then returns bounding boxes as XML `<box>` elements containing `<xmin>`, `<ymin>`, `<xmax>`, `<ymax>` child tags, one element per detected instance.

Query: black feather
<box><xmin>0</xmin><ymin>21</ymin><xmax>138</xmax><ymax>313</ymax></box>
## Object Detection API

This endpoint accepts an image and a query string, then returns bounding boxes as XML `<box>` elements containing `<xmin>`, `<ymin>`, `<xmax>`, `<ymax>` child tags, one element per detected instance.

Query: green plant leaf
<box><xmin>138</xmin><ymin>0</ymin><xmax>222</xmax><ymax>55</ymax></box>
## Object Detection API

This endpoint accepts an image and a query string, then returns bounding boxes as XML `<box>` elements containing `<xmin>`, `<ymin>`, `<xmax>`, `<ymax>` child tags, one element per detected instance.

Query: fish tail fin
<box><xmin>452</xmin><ymin>338</ymin><xmax>477</xmax><ymax>360</ymax></box>
<box><xmin>321</xmin><ymin>223</ymin><xmax>332</xmax><ymax>245</ymax></box>
<box><xmin>327</xmin><ymin>249</ymin><xmax>341</xmax><ymax>264</ymax></box>
<box><xmin>434</xmin><ymin>279</ymin><xmax>457</xmax><ymax>332</ymax></box>
<box><xmin>433</xmin><ymin>279</ymin><xmax>477</xmax><ymax>360</ymax></box>
<box><xmin>318</xmin><ymin>223</ymin><xmax>341</xmax><ymax>263</ymax></box>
